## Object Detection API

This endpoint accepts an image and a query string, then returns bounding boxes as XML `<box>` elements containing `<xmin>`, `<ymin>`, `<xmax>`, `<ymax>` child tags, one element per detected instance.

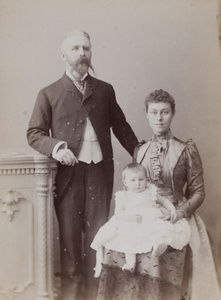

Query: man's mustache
<box><xmin>74</xmin><ymin>57</ymin><xmax>95</xmax><ymax>74</ymax></box>
<box><xmin>77</xmin><ymin>57</ymin><xmax>90</xmax><ymax>66</ymax></box>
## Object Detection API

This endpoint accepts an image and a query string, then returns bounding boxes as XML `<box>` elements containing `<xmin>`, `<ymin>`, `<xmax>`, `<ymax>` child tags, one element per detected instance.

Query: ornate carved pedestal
<box><xmin>0</xmin><ymin>153</ymin><xmax>58</xmax><ymax>300</ymax></box>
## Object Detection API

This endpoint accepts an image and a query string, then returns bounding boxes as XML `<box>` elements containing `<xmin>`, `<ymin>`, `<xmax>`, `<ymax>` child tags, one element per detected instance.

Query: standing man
<box><xmin>27</xmin><ymin>30</ymin><xmax>138</xmax><ymax>300</ymax></box>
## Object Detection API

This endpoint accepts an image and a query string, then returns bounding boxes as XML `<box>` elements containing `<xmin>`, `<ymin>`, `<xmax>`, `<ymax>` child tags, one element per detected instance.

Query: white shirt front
<box><xmin>78</xmin><ymin>117</ymin><xmax>103</xmax><ymax>164</ymax></box>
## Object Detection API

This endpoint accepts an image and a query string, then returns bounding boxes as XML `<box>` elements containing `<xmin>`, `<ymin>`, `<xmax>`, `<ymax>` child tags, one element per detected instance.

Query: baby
<box><xmin>91</xmin><ymin>163</ymin><xmax>191</xmax><ymax>277</ymax></box>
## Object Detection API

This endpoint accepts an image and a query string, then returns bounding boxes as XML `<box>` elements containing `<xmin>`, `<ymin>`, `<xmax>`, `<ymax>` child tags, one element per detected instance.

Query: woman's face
<box><xmin>146</xmin><ymin>102</ymin><xmax>174</xmax><ymax>135</ymax></box>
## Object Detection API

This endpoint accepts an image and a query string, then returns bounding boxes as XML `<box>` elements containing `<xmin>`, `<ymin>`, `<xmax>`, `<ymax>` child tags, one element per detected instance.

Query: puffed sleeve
<box><xmin>178</xmin><ymin>139</ymin><xmax>205</xmax><ymax>217</ymax></box>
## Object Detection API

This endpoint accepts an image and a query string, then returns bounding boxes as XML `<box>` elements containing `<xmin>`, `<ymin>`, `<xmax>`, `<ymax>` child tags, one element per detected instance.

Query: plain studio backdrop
<box><xmin>0</xmin><ymin>0</ymin><xmax>221</xmax><ymax>272</ymax></box>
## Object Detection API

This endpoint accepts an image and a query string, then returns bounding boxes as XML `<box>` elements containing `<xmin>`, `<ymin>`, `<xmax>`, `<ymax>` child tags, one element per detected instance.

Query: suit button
<box><xmin>77</xmin><ymin>137</ymin><xmax>81</xmax><ymax>141</ymax></box>
<box><xmin>79</xmin><ymin>120</ymin><xmax>84</xmax><ymax>124</ymax></box>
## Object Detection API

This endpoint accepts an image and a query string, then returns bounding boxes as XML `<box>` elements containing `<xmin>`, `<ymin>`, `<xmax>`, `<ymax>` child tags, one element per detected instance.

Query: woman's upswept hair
<box><xmin>144</xmin><ymin>89</ymin><xmax>175</xmax><ymax>115</ymax></box>
<box><xmin>122</xmin><ymin>163</ymin><xmax>147</xmax><ymax>180</ymax></box>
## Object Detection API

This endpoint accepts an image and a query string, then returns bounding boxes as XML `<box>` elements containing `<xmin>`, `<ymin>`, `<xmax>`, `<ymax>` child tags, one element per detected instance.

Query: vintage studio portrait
<box><xmin>0</xmin><ymin>1</ymin><xmax>221</xmax><ymax>300</ymax></box>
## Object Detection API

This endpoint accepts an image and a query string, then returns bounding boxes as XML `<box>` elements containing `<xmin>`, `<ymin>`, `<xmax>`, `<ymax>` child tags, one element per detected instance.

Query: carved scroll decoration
<box><xmin>0</xmin><ymin>190</ymin><xmax>26</xmax><ymax>221</ymax></box>
<box><xmin>0</xmin><ymin>190</ymin><xmax>34</xmax><ymax>299</ymax></box>
<box><xmin>0</xmin><ymin>282</ymin><xmax>33</xmax><ymax>300</ymax></box>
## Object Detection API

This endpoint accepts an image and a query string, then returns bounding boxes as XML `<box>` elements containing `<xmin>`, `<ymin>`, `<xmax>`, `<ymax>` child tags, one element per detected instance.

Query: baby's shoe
<box><xmin>94</xmin><ymin>248</ymin><xmax>103</xmax><ymax>278</ymax></box>
<box><xmin>122</xmin><ymin>263</ymin><xmax>135</xmax><ymax>272</ymax></box>
<box><xmin>94</xmin><ymin>264</ymin><xmax>102</xmax><ymax>278</ymax></box>
<box><xmin>152</xmin><ymin>242</ymin><xmax>167</xmax><ymax>257</ymax></box>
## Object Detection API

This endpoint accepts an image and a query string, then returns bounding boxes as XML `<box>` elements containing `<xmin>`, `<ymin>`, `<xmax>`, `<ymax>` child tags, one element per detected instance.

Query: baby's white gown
<box><xmin>92</xmin><ymin>189</ymin><xmax>191</xmax><ymax>254</ymax></box>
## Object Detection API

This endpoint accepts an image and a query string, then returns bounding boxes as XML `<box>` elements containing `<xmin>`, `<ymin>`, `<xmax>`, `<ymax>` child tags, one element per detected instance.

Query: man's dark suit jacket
<box><xmin>27</xmin><ymin>73</ymin><xmax>138</xmax><ymax>205</ymax></box>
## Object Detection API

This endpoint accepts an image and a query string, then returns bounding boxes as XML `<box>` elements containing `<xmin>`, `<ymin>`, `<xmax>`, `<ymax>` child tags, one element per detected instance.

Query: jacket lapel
<box><xmin>168</xmin><ymin>139</ymin><xmax>186</xmax><ymax>172</ymax></box>
<box><xmin>62</xmin><ymin>73</ymin><xmax>95</xmax><ymax>102</ymax></box>
<box><xmin>168</xmin><ymin>138</ymin><xmax>186</xmax><ymax>192</ymax></box>
<box><xmin>83</xmin><ymin>75</ymin><xmax>94</xmax><ymax>102</ymax></box>
<box><xmin>62</xmin><ymin>73</ymin><xmax>83</xmax><ymax>100</ymax></box>
<box><xmin>136</xmin><ymin>141</ymin><xmax>151</xmax><ymax>164</ymax></box>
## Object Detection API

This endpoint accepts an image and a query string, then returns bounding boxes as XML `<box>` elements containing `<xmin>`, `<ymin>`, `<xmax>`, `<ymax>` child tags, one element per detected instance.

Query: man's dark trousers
<box><xmin>55</xmin><ymin>161</ymin><xmax>109</xmax><ymax>299</ymax></box>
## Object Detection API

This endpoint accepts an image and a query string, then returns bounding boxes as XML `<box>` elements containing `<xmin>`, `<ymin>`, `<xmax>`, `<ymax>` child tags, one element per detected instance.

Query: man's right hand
<box><xmin>55</xmin><ymin>149</ymin><xmax>78</xmax><ymax>166</ymax></box>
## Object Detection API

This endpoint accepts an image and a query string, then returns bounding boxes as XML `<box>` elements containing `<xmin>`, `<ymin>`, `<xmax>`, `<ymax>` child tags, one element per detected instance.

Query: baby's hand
<box><xmin>170</xmin><ymin>209</ymin><xmax>177</xmax><ymax>223</ymax></box>
<box><xmin>135</xmin><ymin>214</ymin><xmax>142</xmax><ymax>223</ymax></box>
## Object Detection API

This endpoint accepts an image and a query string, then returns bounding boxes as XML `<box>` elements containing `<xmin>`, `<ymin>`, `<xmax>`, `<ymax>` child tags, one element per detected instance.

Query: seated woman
<box><xmin>96</xmin><ymin>89</ymin><xmax>221</xmax><ymax>300</ymax></box>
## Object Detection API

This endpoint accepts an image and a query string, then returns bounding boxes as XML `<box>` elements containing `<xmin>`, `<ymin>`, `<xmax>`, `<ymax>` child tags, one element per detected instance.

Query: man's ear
<box><xmin>60</xmin><ymin>51</ymin><xmax>66</xmax><ymax>61</ymax></box>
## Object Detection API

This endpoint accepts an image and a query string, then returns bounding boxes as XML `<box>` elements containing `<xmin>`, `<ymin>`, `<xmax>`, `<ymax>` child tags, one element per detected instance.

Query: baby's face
<box><xmin>124</xmin><ymin>170</ymin><xmax>147</xmax><ymax>193</ymax></box>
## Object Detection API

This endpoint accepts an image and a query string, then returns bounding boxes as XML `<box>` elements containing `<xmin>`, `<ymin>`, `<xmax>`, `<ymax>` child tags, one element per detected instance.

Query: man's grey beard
<box><xmin>75</xmin><ymin>57</ymin><xmax>95</xmax><ymax>75</ymax></box>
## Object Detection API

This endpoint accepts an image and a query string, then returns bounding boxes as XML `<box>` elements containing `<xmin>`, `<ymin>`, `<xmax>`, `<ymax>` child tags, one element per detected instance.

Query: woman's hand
<box><xmin>161</xmin><ymin>209</ymin><xmax>184</xmax><ymax>223</ymax></box>
<box><xmin>171</xmin><ymin>210</ymin><xmax>185</xmax><ymax>224</ymax></box>
<box><xmin>170</xmin><ymin>208</ymin><xmax>177</xmax><ymax>222</ymax></box>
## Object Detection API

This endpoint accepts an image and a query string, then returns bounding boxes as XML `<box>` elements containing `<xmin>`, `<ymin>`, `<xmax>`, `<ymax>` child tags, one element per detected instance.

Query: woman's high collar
<box><xmin>152</xmin><ymin>129</ymin><xmax>173</xmax><ymax>141</ymax></box>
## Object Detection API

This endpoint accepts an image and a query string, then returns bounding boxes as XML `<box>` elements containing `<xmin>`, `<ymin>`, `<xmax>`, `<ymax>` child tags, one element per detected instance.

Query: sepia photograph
<box><xmin>0</xmin><ymin>1</ymin><xmax>221</xmax><ymax>299</ymax></box>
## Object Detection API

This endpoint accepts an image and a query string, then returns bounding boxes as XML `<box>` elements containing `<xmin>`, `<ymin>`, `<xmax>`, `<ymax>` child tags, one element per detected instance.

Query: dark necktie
<box><xmin>73</xmin><ymin>80</ymin><xmax>84</xmax><ymax>94</ymax></box>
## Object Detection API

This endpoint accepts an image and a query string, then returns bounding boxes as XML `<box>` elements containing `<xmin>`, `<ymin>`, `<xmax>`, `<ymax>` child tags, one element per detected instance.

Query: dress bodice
<box><xmin>139</xmin><ymin>131</ymin><xmax>174</xmax><ymax>200</ymax></box>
